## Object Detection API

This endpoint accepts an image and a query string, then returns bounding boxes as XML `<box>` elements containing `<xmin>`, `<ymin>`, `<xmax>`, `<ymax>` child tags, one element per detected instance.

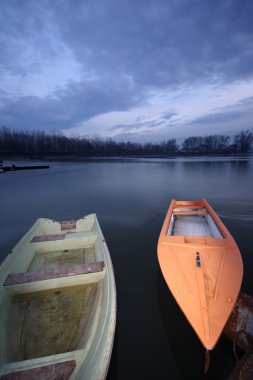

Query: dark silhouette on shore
<box><xmin>0</xmin><ymin>126</ymin><xmax>252</xmax><ymax>157</ymax></box>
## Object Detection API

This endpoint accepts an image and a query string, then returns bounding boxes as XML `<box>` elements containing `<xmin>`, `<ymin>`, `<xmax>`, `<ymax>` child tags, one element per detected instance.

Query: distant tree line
<box><xmin>0</xmin><ymin>126</ymin><xmax>252</xmax><ymax>157</ymax></box>
<box><xmin>0</xmin><ymin>127</ymin><xmax>178</xmax><ymax>156</ymax></box>
<box><xmin>182</xmin><ymin>130</ymin><xmax>253</xmax><ymax>153</ymax></box>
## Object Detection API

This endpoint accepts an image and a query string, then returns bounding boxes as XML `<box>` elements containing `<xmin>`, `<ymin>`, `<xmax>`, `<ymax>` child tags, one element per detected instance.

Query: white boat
<box><xmin>0</xmin><ymin>214</ymin><xmax>116</xmax><ymax>379</ymax></box>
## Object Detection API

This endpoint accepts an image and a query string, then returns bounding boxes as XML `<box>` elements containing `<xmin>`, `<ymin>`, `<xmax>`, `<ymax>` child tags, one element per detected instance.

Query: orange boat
<box><xmin>157</xmin><ymin>199</ymin><xmax>243</xmax><ymax>350</ymax></box>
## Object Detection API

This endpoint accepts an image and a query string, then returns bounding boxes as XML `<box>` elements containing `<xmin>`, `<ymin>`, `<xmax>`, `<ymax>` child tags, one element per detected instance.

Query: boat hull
<box><xmin>0</xmin><ymin>214</ymin><xmax>116</xmax><ymax>379</ymax></box>
<box><xmin>157</xmin><ymin>199</ymin><xmax>243</xmax><ymax>349</ymax></box>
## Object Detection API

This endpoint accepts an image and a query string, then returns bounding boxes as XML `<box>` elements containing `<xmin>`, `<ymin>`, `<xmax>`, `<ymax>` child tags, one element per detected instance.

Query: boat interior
<box><xmin>167</xmin><ymin>206</ymin><xmax>224</xmax><ymax>238</ymax></box>
<box><xmin>0</xmin><ymin>232</ymin><xmax>104</xmax><ymax>368</ymax></box>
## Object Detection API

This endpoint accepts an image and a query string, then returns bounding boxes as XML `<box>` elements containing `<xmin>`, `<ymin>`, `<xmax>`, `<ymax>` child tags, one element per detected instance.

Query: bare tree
<box><xmin>233</xmin><ymin>130</ymin><xmax>253</xmax><ymax>153</ymax></box>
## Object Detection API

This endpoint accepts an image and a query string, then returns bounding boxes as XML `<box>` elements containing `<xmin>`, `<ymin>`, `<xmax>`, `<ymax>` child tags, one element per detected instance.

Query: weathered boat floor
<box><xmin>29</xmin><ymin>246</ymin><xmax>95</xmax><ymax>272</ymax></box>
<box><xmin>169</xmin><ymin>208</ymin><xmax>224</xmax><ymax>238</ymax></box>
<box><xmin>172</xmin><ymin>215</ymin><xmax>214</xmax><ymax>237</ymax></box>
<box><xmin>4</xmin><ymin>283</ymin><xmax>98</xmax><ymax>363</ymax></box>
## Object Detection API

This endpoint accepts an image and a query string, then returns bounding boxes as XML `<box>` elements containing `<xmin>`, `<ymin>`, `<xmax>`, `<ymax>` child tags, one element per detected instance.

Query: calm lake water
<box><xmin>0</xmin><ymin>156</ymin><xmax>253</xmax><ymax>380</ymax></box>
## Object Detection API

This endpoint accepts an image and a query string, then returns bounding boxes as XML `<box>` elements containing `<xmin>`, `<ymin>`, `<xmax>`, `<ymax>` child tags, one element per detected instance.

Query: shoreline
<box><xmin>1</xmin><ymin>152</ymin><xmax>252</xmax><ymax>163</ymax></box>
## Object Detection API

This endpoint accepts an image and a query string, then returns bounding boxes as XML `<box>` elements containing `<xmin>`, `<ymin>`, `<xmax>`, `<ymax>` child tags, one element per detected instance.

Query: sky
<box><xmin>0</xmin><ymin>0</ymin><xmax>253</xmax><ymax>143</ymax></box>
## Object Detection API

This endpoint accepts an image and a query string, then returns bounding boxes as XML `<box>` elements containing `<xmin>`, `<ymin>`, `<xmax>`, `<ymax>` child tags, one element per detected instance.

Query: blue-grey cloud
<box><xmin>109</xmin><ymin>119</ymin><xmax>165</xmax><ymax>132</ymax></box>
<box><xmin>189</xmin><ymin>96</ymin><xmax>253</xmax><ymax>126</ymax></box>
<box><xmin>0</xmin><ymin>75</ymin><xmax>146</xmax><ymax>131</ymax></box>
<box><xmin>53</xmin><ymin>0</ymin><xmax>253</xmax><ymax>86</ymax></box>
<box><xmin>2</xmin><ymin>0</ymin><xmax>253</xmax><ymax>84</ymax></box>
<box><xmin>0</xmin><ymin>1</ymin><xmax>60</xmax><ymax>76</ymax></box>
<box><xmin>189</xmin><ymin>111</ymin><xmax>244</xmax><ymax>125</ymax></box>
<box><xmin>163</xmin><ymin>111</ymin><xmax>177</xmax><ymax>120</ymax></box>
<box><xmin>0</xmin><ymin>0</ymin><xmax>253</xmax><ymax>133</ymax></box>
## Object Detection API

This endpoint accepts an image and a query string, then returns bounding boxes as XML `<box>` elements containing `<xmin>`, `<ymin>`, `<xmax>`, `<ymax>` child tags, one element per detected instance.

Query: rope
<box><xmin>204</xmin><ymin>349</ymin><xmax>210</xmax><ymax>374</ymax></box>
<box><xmin>233</xmin><ymin>330</ymin><xmax>248</xmax><ymax>362</ymax></box>
<box><xmin>233</xmin><ymin>331</ymin><xmax>239</xmax><ymax>363</ymax></box>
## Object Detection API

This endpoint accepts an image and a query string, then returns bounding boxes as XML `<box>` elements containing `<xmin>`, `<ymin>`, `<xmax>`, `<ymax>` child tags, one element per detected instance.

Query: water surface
<box><xmin>0</xmin><ymin>156</ymin><xmax>252</xmax><ymax>379</ymax></box>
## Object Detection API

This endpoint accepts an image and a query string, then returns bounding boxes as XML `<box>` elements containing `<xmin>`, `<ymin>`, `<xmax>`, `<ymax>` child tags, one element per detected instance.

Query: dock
<box><xmin>0</xmin><ymin>164</ymin><xmax>49</xmax><ymax>172</ymax></box>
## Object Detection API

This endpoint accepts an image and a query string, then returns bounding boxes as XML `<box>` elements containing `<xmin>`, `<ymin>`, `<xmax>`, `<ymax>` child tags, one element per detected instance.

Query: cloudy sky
<box><xmin>0</xmin><ymin>0</ymin><xmax>253</xmax><ymax>142</ymax></box>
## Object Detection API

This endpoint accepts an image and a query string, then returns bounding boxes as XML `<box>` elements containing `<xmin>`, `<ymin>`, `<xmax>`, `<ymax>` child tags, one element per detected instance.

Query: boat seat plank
<box><xmin>31</xmin><ymin>234</ymin><xmax>66</xmax><ymax>242</ymax></box>
<box><xmin>0</xmin><ymin>360</ymin><xmax>76</xmax><ymax>380</ymax></box>
<box><xmin>31</xmin><ymin>231</ymin><xmax>97</xmax><ymax>243</ymax></box>
<box><xmin>173</xmin><ymin>211</ymin><xmax>208</xmax><ymax>216</ymax></box>
<box><xmin>4</xmin><ymin>262</ymin><xmax>104</xmax><ymax>286</ymax></box>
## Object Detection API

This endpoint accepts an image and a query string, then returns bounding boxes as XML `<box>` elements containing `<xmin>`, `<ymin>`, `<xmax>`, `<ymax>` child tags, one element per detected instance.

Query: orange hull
<box><xmin>157</xmin><ymin>199</ymin><xmax>243</xmax><ymax>349</ymax></box>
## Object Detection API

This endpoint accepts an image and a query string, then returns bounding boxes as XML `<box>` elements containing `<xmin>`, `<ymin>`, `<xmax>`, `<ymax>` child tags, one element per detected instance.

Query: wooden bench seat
<box><xmin>0</xmin><ymin>360</ymin><xmax>76</xmax><ymax>380</ymax></box>
<box><xmin>31</xmin><ymin>234</ymin><xmax>66</xmax><ymax>242</ymax></box>
<box><xmin>4</xmin><ymin>262</ymin><xmax>104</xmax><ymax>286</ymax></box>
<box><xmin>173</xmin><ymin>211</ymin><xmax>208</xmax><ymax>216</ymax></box>
<box><xmin>31</xmin><ymin>231</ymin><xmax>97</xmax><ymax>243</ymax></box>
